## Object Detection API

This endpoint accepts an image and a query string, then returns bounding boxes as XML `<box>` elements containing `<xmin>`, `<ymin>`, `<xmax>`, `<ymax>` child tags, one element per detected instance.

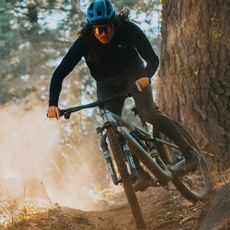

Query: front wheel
<box><xmin>155</xmin><ymin>118</ymin><xmax>212</xmax><ymax>202</ymax></box>
<box><xmin>107</xmin><ymin>127</ymin><xmax>145</xmax><ymax>229</ymax></box>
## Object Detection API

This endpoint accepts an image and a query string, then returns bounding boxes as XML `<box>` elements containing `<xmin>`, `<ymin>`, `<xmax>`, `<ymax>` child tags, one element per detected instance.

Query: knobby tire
<box><xmin>171</xmin><ymin>119</ymin><xmax>212</xmax><ymax>201</ymax></box>
<box><xmin>155</xmin><ymin>118</ymin><xmax>212</xmax><ymax>201</ymax></box>
<box><xmin>107</xmin><ymin>127</ymin><xmax>145</xmax><ymax>229</ymax></box>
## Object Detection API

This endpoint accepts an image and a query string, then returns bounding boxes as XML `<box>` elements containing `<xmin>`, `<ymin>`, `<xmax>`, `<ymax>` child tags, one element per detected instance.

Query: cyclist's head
<box><xmin>87</xmin><ymin>0</ymin><xmax>116</xmax><ymax>44</ymax></box>
<box><xmin>86</xmin><ymin>0</ymin><xmax>116</xmax><ymax>25</ymax></box>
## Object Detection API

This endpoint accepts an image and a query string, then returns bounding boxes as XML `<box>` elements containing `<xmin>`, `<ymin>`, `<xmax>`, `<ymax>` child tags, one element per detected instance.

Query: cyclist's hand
<box><xmin>47</xmin><ymin>106</ymin><xmax>60</xmax><ymax>120</ymax></box>
<box><xmin>135</xmin><ymin>77</ymin><xmax>150</xmax><ymax>92</ymax></box>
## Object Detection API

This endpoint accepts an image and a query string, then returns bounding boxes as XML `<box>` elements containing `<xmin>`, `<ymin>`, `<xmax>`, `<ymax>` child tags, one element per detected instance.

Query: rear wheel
<box><xmin>107</xmin><ymin>127</ymin><xmax>145</xmax><ymax>229</ymax></box>
<box><xmin>154</xmin><ymin>119</ymin><xmax>212</xmax><ymax>201</ymax></box>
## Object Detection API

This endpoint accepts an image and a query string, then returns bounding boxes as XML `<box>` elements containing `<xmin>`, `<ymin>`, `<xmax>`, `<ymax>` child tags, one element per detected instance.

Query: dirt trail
<box><xmin>8</xmin><ymin>186</ymin><xmax>204</xmax><ymax>230</ymax></box>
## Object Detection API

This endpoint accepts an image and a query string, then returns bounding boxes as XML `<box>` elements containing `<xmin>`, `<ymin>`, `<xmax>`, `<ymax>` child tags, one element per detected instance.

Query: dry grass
<box><xmin>203</xmin><ymin>151</ymin><xmax>230</xmax><ymax>190</ymax></box>
<box><xmin>0</xmin><ymin>185</ymin><xmax>55</xmax><ymax>229</ymax></box>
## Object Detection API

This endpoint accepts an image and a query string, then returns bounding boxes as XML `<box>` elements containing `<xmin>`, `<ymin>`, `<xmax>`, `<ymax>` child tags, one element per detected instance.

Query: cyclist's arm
<box><xmin>127</xmin><ymin>22</ymin><xmax>159</xmax><ymax>79</ymax></box>
<box><xmin>49</xmin><ymin>37</ymin><xmax>85</xmax><ymax>107</ymax></box>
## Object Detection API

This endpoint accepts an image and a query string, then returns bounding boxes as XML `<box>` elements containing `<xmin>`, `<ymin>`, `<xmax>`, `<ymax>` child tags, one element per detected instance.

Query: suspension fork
<box><xmin>118</xmin><ymin>131</ymin><xmax>139</xmax><ymax>179</ymax></box>
<box><xmin>97</xmin><ymin>124</ymin><xmax>139</xmax><ymax>183</ymax></box>
<box><xmin>97</xmin><ymin>126</ymin><xmax>119</xmax><ymax>185</ymax></box>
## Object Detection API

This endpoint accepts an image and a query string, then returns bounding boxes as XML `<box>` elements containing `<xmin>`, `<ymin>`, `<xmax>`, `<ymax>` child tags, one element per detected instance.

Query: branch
<box><xmin>12</xmin><ymin>9</ymin><xmax>28</xmax><ymax>17</ymax></box>
<box><xmin>14</xmin><ymin>4</ymin><xmax>80</xmax><ymax>13</ymax></box>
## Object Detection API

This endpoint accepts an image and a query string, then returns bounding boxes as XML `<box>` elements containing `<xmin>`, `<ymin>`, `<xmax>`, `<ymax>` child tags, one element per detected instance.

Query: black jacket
<box><xmin>49</xmin><ymin>21</ymin><xmax>159</xmax><ymax>106</ymax></box>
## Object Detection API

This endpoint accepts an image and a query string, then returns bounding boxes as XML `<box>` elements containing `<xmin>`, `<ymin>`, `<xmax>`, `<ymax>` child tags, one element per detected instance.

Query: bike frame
<box><xmin>60</xmin><ymin>90</ymin><xmax>212</xmax><ymax>204</ymax></box>
<box><xmin>99</xmin><ymin>108</ymin><xmax>174</xmax><ymax>184</ymax></box>
<box><xmin>59</xmin><ymin>90</ymin><xmax>185</xmax><ymax>185</ymax></box>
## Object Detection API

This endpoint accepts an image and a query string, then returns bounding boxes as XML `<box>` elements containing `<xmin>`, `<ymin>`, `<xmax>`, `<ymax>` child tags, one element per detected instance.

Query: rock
<box><xmin>197</xmin><ymin>184</ymin><xmax>230</xmax><ymax>230</ymax></box>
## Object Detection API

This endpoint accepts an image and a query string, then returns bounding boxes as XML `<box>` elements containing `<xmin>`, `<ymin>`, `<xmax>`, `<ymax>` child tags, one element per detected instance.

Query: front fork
<box><xmin>119</xmin><ymin>134</ymin><xmax>139</xmax><ymax>179</ymax></box>
<box><xmin>97</xmin><ymin>127</ymin><xmax>119</xmax><ymax>185</ymax></box>
<box><xmin>97</xmin><ymin>126</ymin><xmax>138</xmax><ymax>185</ymax></box>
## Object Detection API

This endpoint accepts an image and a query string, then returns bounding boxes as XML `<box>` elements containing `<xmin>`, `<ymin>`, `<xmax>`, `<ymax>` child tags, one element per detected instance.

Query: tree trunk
<box><xmin>158</xmin><ymin>0</ymin><xmax>230</xmax><ymax>166</ymax></box>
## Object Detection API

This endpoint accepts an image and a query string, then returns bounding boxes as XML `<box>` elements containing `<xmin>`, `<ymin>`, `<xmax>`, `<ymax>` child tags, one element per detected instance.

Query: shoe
<box><xmin>169</xmin><ymin>148</ymin><xmax>199</xmax><ymax>176</ymax></box>
<box><xmin>133</xmin><ymin>169</ymin><xmax>155</xmax><ymax>192</ymax></box>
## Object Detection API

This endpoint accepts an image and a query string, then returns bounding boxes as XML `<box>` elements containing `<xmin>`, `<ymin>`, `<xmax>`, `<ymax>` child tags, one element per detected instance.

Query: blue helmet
<box><xmin>87</xmin><ymin>0</ymin><xmax>116</xmax><ymax>25</ymax></box>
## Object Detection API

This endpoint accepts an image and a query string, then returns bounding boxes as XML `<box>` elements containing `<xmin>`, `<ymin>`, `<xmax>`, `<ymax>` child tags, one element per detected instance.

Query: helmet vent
<box><xmin>89</xmin><ymin>4</ymin><xmax>94</xmax><ymax>10</ymax></box>
<box><xmin>97</xmin><ymin>10</ymin><xmax>103</xmax><ymax>16</ymax></box>
<box><xmin>105</xmin><ymin>1</ymin><xmax>110</xmax><ymax>7</ymax></box>
<box><xmin>107</xmin><ymin>9</ymin><xmax>111</xmax><ymax>15</ymax></box>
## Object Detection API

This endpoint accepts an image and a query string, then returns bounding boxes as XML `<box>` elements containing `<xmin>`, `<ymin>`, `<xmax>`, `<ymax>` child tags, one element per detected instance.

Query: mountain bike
<box><xmin>60</xmin><ymin>90</ymin><xmax>212</xmax><ymax>229</ymax></box>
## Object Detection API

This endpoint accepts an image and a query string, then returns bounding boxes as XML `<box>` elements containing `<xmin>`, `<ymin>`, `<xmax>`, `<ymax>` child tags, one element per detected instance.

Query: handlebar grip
<box><xmin>64</xmin><ymin>113</ymin><xmax>71</xmax><ymax>119</ymax></box>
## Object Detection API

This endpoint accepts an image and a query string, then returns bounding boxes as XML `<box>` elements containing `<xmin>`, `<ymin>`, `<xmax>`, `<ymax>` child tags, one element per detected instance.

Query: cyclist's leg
<box><xmin>133</xmin><ymin>86</ymin><xmax>189</xmax><ymax>149</ymax></box>
<box><xmin>132</xmin><ymin>85</ymin><xmax>199</xmax><ymax>174</ymax></box>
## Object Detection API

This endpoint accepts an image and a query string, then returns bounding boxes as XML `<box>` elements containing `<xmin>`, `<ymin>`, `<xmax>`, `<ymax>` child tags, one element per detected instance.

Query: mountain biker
<box><xmin>47</xmin><ymin>0</ymin><xmax>198</xmax><ymax>191</ymax></box>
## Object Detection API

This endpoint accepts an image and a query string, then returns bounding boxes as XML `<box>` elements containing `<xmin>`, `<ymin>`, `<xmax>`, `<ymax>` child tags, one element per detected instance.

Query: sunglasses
<box><xmin>93</xmin><ymin>24</ymin><xmax>114</xmax><ymax>36</ymax></box>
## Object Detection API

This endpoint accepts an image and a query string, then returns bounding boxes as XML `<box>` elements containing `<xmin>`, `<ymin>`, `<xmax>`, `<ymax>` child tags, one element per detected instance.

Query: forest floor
<box><xmin>4</xmin><ymin>185</ymin><xmax>206</xmax><ymax>230</ymax></box>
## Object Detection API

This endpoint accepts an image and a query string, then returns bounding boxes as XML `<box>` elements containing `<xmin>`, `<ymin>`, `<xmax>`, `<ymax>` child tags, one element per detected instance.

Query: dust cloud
<box><xmin>0</xmin><ymin>103</ymin><xmax>110</xmax><ymax>212</ymax></box>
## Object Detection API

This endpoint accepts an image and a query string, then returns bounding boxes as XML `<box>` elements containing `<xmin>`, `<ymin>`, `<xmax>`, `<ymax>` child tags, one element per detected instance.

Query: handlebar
<box><xmin>60</xmin><ymin>90</ymin><xmax>135</xmax><ymax>119</ymax></box>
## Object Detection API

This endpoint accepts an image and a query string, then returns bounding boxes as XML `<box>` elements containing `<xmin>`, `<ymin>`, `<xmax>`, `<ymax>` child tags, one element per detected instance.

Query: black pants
<box><xmin>97</xmin><ymin>60</ymin><xmax>190</xmax><ymax>153</ymax></box>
